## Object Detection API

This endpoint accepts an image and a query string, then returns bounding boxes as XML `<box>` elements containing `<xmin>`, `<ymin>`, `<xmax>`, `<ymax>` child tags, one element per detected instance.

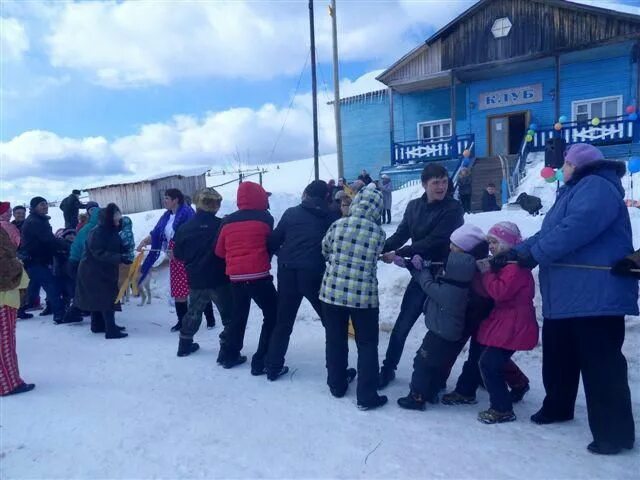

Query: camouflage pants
<box><xmin>180</xmin><ymin>285</ymin><xmax>233</xmax><ymax>341</ymax></box>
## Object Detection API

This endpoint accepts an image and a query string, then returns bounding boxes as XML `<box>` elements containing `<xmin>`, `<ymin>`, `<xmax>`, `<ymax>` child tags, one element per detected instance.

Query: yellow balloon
<box><xmin>591</xmin><ymin>117</ymin><xmax>601</xmax><ymax>126</ymax></box>
<box><xmin>525</xmin><ymin>135</ymin><xmax>533</xmax><ymax>142</ymax></box>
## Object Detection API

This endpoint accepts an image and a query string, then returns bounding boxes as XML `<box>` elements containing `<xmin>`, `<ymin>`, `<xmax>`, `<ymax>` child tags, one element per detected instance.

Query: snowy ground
<box><xmin>2</xmin><ymin>156</ymin><xmax>640</xmax><ymax>479</ymax></box>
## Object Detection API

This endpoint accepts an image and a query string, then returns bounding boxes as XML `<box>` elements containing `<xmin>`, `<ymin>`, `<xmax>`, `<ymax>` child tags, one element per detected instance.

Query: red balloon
<box><xmin>540</xmin><ymin>167</ymin><xmax>555</xmax><ymax>179</ymax></box>
<box><xmin>626</xmin><ymin>105</ymin><xmax>636</xmax><ymax>114</ymax></box>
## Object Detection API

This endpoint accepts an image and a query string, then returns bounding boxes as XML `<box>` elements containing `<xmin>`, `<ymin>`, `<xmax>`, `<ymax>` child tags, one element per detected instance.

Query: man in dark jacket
<box><xmin>215</xmin><ymin>181</ymin><xmax>277</xmax><ymax>374</ymax></box>
<box><xmin>378</xmin><ymin>163</ymin><xmax>464</xmax><ymax>388</ymax></box>
<box><xmin>264</xmin><ymin>180</ymin><xmax>334</xmax><ymax>380</ymax></box>
<box><xmin>60</xmin><ymin>189</ymin><xmax>87</xmax><ymax>229</ymax></box>
<box><xmin>173</xmin><ymin>187</ymin><xmax>233</xmax><ymax>357</ymax></box>
<box><xmin>481</xmin><ymin>183</ymin><xmax>501</xmax><ymax>212</ymax></box>
<box><xmin>20</xmin><ymin>197</ymin><xmax>70</xmax><ymax>323</ymax></box>
<box><xmin>11</xmin><ymin>205</ymin><xmax>26</xmax><ymax>231</ymax></box>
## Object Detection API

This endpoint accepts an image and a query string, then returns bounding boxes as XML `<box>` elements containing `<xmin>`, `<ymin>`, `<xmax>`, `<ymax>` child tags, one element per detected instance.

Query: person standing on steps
<box><xmin>137</xmin><ymin>188</ymin><xmax>202</xmax><ymax>333</ymax></box>
<box><xmin>75</xmin><ymin>203</ymin><xmax>130</xmax><ymax>340</ymax></box>
<box><xmin>481</xmin><ymin>183</ymin><xmax>501</xmax><ymax>212</ymax></box>
<box><xmin>264</xmin><ymin>180</ymin><xmax>333</xmax><ymax>381</ymax></box>
<box><xmin>173</xmin><ymin>188</ymin><xmax>233</xmax><ymax>358</ymax></box>
<box><xmin>491</xmin><ymin>144</ymin><xmax>637</xmax><ymax>455</ymax></box>
<box><xmin>59</xmin><ymin>189</ymin><xmax>88</xmax><ymax>229</ymax></box>
<box><xmin>378</xmin><ymin>164</ymin><xmax>464</xmax><ymax>389</ymax></box>
<box><xmin>320</xmin><ymin>184</ymin><xmax>388</xmax><ymax>410</ymax></box>
<box><xmin>380</xmin><ymin>174</ymin><xmax>393</xmax><ymax>224</ymax></box>
<box><xmin>457</xmin><ymin>168</ymin><xmax>472</xmax><ymax>214</ymax></box>
<box><xmin>215</xmin><ymin>181</ymin><xmax>278</xmax><ymax>374</ymax></box>
<box><xmin>19</xmin><ymin>197</ymin><xmax>69</xmax><ymax>324</ymax></box>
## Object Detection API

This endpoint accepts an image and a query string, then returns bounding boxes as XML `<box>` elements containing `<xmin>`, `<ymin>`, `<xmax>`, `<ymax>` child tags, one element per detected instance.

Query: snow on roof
<box><xmin>85</xmin><ymin>166</ymin><xmax>210</xmax><ymax>190</ymax></box>
<box><xmin>329</xmin><ymin>70</ymin><xmax>387</xmax><ymax>105</ymax></box>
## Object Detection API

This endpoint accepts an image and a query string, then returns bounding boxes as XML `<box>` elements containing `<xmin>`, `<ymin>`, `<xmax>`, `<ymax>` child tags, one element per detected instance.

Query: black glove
<box><xmin>489</xmin><ymin>250</ymin><xmax>518</xmax><ymax>272</ymax></box>
<box><xmin>611</xmin><ymin>258</ymin><xmax>640</xmax><ymax>278</ymax></box>
<box><xmin>516</xmin><ymin>251</ymin><xmax>538</xmax><ymax>270</ymax></box>
<box><xmin>120</xmin><ymin>255</ymin><xmax>133</xmax><ymax>265</ymax></box>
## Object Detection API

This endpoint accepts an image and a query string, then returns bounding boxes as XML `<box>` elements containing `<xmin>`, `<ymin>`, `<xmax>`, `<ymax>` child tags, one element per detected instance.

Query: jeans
<box><xmin>24</xmin><ymin>264</ymin><xmax>63</xmax><ymax>316</ymax></box>
<box><xmin>479</xmin><ymin>347</ymin><xmax>515</xmax><ymax>412</ymax></box>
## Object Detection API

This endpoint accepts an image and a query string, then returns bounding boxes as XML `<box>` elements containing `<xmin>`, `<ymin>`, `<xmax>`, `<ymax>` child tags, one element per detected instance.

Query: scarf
<box><xmin>138</xmin><ymin>204</ymin><xmax>194</xmax><ymax>285</ymax></box>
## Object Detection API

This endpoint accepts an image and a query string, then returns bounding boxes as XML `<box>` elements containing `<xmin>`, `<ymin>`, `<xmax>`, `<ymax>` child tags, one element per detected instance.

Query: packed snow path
<box><xmin>2</xmin><ymin>298</ymin><xmax>638</xmax><ymax>479</ymax></box>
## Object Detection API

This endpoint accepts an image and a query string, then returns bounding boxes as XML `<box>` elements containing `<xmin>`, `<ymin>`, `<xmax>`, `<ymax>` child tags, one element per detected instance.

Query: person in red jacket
<box><xmin>215</xmin><ymin>181</ymin><xmax>278</xmax><ymax>375</ymax></box>
<box><xmin>448</xmin><ymin>222</ymin><xmax>539</xmax><ymax>424</ymax></box>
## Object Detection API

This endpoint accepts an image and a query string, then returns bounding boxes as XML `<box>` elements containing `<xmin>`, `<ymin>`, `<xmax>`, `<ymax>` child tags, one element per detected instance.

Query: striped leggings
<box><xmin>0</xmin><ymin>306</ymin><xmax>24</xmax><ymax>396</ymax></box>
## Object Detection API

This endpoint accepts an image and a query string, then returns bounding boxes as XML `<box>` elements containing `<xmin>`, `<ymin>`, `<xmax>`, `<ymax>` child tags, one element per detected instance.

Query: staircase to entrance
<box><xmin>470</xmin><ymin>155</ymin><xmax>517</xmax><ymax>212</ymax></box>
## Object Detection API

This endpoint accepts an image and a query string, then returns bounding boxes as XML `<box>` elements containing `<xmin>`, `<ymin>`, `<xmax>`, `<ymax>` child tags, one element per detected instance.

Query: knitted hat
<box><xmin>30</xmin><ymin>196</ymin><xmax>47</xmax><ymax>209</ymax></box>
<box><xmin>450</xmin><ymin>224</ymin><xmax>486</xmax><ymax>252</ymax></box>
<box><xmin>72</xmin><ymin>189</ymin><xmax>81</xmax><ymax>195</ymax></box>
<box><xmin>564</xmin><ymin>143</ymin><xmax>604</xmax><ymax>170</ymax></box>
<box><xmin>488</xmin><ymin>221</ymin><xmax>523</xmax><ymax>248</ymax></box>
<box><xmin>86</xmin><ymin>201</ymin><xmax>99</xmax><ymax>211</ymax></box>
<box><xmin>0</xmin><ymin>202</ymin><xmax>10</xmax><ymax>215</ymax></box>
<box><xmin>304</xmin><ymin>180</ymin><xmax>328</xmax><ymax>200</ymax></box>
<box><xmin>194</xmin><ymin>187</ymin><xmax>222</xmax><ymax>212</ymax></box>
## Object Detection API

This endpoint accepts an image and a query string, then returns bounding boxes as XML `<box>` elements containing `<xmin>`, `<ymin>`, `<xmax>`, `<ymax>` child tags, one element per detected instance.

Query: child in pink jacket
<box><xmin>459</xmin><ymin>222</ymin><xmax>539</xmax><ymax>424</ymax></box>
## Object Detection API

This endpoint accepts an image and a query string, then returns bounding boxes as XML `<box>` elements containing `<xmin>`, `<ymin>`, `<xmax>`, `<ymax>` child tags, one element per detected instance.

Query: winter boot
<box><xmin>104</xmin><ymin>312</ymin><xmax>128</xmax><ymax>339</ymax></box>
<box><xmin>177</xmin><ymin>338</ymin><xmax>200</xmax><ymax>357</ymax></box>
<box><xmin>397</xmin><ymin>392</ymin><xmax>427</xmax><ymax>411</ymax></box>
<box><xmin>509</xmin><ymin>384</ymin><xmax>530</xmax><ymax>403</ymax></box>
<box><xmin>56</xmin><ymin>306</ymin><xmax>83</xmax><ymax>324</ymax></box>
<box><xmin>329</xmin><ymin>368</ymin><xmax>358</xmax><ymax>398</ymax></box>
<box><xmin>204</xmin><ymin>302</ymin><xmax>216</xmax><ymax>329</ymax></box>
<box><xmin>17</xmin><ymin>307</ymin><xmax>33</xmax><ymax>320</ymax></box>
<box><xmin>266</xmin><ymin>366</ymin><xmax>290</xmax><ymax>381</ymax></box>
<box><xmin>442</xmin><ymin>391</ymin><xmax>478</xmax><ymax>405</ymax></box>
<box><xmin>39</xmin><ymin>301</ymin><xmax>52</xmax><ymax>316</ymax></box>
<box><xmin>90</xmin><ymin>312</ymin><xmax>106</xmax><ymax>333</ymax></box>
<box><xmin>478</xmin><ymin>408</ymin><xmax>516</xmax><ymax>424</ymax></box>
<box><xmin>105</xmin><ymin>331</ymin><xmax>128</xmax><ymax>340</ymax></box>
<box><xmin>377</xmin><ymin>367</ymin><xmax>395</xmax><ymax>390</ymax></box>
<box><xmin>52</xmin><ymin>312</ymin><xmax>65</xmax><ymax>324</ymax></box>
<box><xmin>171</xmin><ymin>301</ymin><xmax>188</xmax><ymax>332</ymax></box>
<box><xmin>530</xmin><ymin>408</ymin><xmax>573</xmax><ymax>425</ymax></box>
<box><xmin>347</xmin><ymin>368</ymin><xmax>357</xmax><ymax>384</ymax></box>
<box><xmin>222</xmin><ymin>355</ymin><xmax>247</xmax><ymax>369</ymax></box>
<box><xmin>587</xmin><ymin>441</ymin><xmax>633</xmax><ymax>456</ymax></box>
<box><xmin>5</xmin><ymin>383</ymin><xmax>36</xmax><ymax>396</ymax></box>
<box><xmin>358</xmin><ymin>395</ymin><xmax>388</xmax><ymax>411</ymax></box>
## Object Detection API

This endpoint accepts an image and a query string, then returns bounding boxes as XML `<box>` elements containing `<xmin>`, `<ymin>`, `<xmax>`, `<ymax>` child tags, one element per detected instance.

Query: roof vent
<box><xmin>491</xmin><ymin>17</ymin><xmax>512</xmax><ymax>38</ymax></box>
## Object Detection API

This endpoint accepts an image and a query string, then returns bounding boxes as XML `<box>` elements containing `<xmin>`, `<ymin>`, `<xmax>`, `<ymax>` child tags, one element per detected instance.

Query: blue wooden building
<box><xmin>337</xmin><ymin>0</ymin><xmax>640</xmax><ymax>208</ymax></box>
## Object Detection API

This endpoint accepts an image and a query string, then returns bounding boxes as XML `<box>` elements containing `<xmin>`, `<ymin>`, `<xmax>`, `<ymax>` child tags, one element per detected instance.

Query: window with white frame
<box><xmin>572</xmin><ymin>96</ymin><xmax>622</xmax><ymax>123</ymax></box>
<box><xmin>418</xmin><ymin>119</ymin><xmax>452</xmax><ymax>141</ymax></box>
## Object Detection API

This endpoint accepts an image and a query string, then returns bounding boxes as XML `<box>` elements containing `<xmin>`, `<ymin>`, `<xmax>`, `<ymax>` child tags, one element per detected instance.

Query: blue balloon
<box><xmin>629</xmin><ymin>157</ymin><xmax>640</xmax><ymax>174</ymax></box>
<box><xmin>462</xmin><ymin>159</ymin><xmax>471</xmax><ymax>168</ymax></box>
<box><xmin>558</xmin><ymin>115</ymin><xmax>568</xmax><ymax>123</ymax></box>
<box><xmin>629</xmin><ymin>113</ymin><xmax>638</xmax><ymax>121</ymax></box>
<box><xmin>529</xmin><ymin>123</ymin><xmax>538</xmax><ymax>131</ymax></box>
<box><xmin>555</xmin><ymin>169</ymin><xmax>564</xmax><ymax>183</ymax></box>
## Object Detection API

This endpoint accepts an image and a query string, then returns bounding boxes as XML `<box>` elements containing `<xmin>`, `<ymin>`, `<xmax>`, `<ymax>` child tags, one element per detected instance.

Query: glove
<box><xmin>393</xmin><ymin>255</ymin><xmax>407</xmax><ymax>268</ymax></box>
<box><xmin>120</xmin><ymin>255</ymin><xmax>133</xmax><ymax>265</ymax></box>
<box><xmin>411</xmin><ymin>255</ymin><xmax>424</xmax><ymax>271</ymax></box>
<box><xmin>611</xmin><ymin>258</ymin><xmax>640</xmax><ymax>278</ymax></box>
<box><xmin>476</xmin><ymin>259</ymin><xmax>491</xmax><ymax>274</ymax></box>
<box><xmin>516</xmin><ymin>251</ymin><xmax>538</xmax><ymax>270</ymax></box>
<box><xmin>489</xmin><ymin>250</ymin><xmax>518</xmax><ymax>272</ymax></box>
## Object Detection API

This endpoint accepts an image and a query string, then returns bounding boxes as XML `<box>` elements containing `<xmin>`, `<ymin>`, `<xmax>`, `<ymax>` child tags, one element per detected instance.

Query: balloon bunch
<box><xmin>461</xmin><ymin>149</ymin><xmax>472</xmax><ymax>167</ymax></box>
<box><xmin>626</xmin><ymin>105</ymin><xmax>638</xmax><ymax>122</ymax></box>
<box><xmin>540</xmin><ymin>166</ymin><xmax>563</xmax><ymax>184</ymax></box>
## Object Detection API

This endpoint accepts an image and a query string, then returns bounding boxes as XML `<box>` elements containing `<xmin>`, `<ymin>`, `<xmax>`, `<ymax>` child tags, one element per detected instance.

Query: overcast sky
<box><xmin>1</xmin><ymin>0</ymin><xmax>638</xmax><ymax>204</ymax></box>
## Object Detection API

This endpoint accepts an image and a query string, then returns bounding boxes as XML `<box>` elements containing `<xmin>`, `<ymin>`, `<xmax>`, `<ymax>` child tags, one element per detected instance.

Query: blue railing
<box><xmin>393</xmin><ymin>134</ymin><xmax>475</xmax><ymax>165</ymax></box>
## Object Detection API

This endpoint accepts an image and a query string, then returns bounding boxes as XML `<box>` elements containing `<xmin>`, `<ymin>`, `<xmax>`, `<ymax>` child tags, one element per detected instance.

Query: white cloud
<box><xmin>45</xmin><ymin>0</ymin><xmax>473</xmax><ymax>88</ymax></box>
<box><xmin>0</xmin><ymin>17</ymin><xmax>29</xmax><ymax>61</ymax></box>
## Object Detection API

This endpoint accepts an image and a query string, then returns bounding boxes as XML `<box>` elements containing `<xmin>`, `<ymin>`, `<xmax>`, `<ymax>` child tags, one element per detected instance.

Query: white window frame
<box><xmin>417</xmin><ymin>118</ymin><xmax>452</xmax><ymax>141</ymax></box>
<box><xmin>491</xmin><ymin>17</ymin><xmax>512</xmax><ymax>39</ymax></box>
<box><xmin>571</xmin><ymin>95</ymin><xmax>623</xmax><ymax>122</ymax></box>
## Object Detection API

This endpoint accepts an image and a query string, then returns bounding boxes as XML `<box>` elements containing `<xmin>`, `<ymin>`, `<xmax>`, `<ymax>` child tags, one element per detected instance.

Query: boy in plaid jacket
<box><xmin>320</xmin><ymin>183</ymin><xmax>387</xmax><ymax>410</ymax></box>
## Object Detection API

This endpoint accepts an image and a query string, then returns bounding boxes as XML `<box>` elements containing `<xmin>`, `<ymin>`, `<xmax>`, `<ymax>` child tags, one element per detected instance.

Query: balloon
<box><xmin>591</xmin><ymin>117</ymin><xmax>601</xmax><ymax>126</ymax></box>
<box><xmin>626</xmin><ymin>105</ymin><xmax>636</xmax><ymax>114</ymax></box>
<box><xmin>462</xmin><ymin>149</ymin><xmax>471</xmax><ymax>158</ymax></box>
<box><xmin>554</xmin><ymin>122</ymin><xmax>563</xmax><ymax>131</ymax></box>
<box><xmin>529</xmin><ymin>123</ymin><xmax>538</xmax><ymax>131</ymax></box>
<box><xmin>545</xmin><ymin>176</ymin><xmax>557</xmax><ymax>184</ymax></box>
<box><xmin>525</xmin><ymin>135</ymin><xmax>533</xmax><ymax>142</ymax></box>
<box><xmin>462</xmin><ymin>159</ymin><xmax>471</xmax><ymax>168</ymax></box>
<box><xmin>555</xmin><ymin>169</ymin><xmax>564</xmax><ymax>183</ymax></box>
<box><xmin>629</xmin><ymin>157</ymin><xmax>640</xmax><ymax>174</ymax></box>
<box><xmin>629</xmin><ymin>113</ymin><xmax>638</xmax><ymax>121</ymax></box>
<box><xmin>558</xmin><ymin>115</ymin><xmax>568</xmax><ymax>123</ymax></box>
<box><xmin>527</xmin><ymin>129</ymin><xmax>535</xmax><ymax>136</ymax></box>
<box><xmin>540</xmin><ymin>167</ymin><xmax>555</xmax><ymax>179</ymax></box>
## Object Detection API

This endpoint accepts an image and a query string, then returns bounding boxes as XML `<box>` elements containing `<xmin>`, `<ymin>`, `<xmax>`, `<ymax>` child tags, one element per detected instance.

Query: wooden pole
<box><xmin>330</xmin><ymin>0</ymin><xmax>343</xmax><ymax>179</ymax></box>
<box><xmin>309</xmin><ymin>0</ymin><xmax>320</xmax><ymax>180</ymax></box>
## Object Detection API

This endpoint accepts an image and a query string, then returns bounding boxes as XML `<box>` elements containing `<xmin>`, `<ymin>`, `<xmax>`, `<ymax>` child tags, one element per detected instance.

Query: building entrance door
<box><xmin>488</xmin><ymin>112</ymin><xmax>528</xmax><ymax>156</ymax></box>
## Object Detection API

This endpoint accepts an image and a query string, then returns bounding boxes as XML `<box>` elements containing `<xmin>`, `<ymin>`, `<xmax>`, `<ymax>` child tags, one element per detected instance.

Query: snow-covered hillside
<box><xmin>4</xmin><ymin>155</ymin><xmax>639</xmax><ymax>479</ymax></box>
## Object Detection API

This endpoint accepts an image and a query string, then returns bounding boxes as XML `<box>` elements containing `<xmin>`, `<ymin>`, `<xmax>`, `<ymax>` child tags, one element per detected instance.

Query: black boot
<box><xmin>39</xmin><ymin>301</ymin><xmax>52</xmax><ymax>316</ymax></box>
<box><xmin>104</xmin><ymin>311</ymin><xmax>128</xmax><ymax>339</ymax></box>
<box><xmin>204</xmin><ymin>302</ymin><xmax>216</xmax><ymax>329</ymax></box>
<box><xmin>530</xmin><ymin>408</ymin><xmax>573</xmax><ymax>425</ymax></box>
<box><xmin>587</xmin><ymin>441</ymin><xmax>633</xmax><ymax>455</ymax></box>
<box><xmin>397</xmin><ymin>392</ymin><xmax>427</xmax><ymax>411</ymax></box>
<box><xmin>90</xmin><ymin>312</ymin><xmax>105</xmax><ymax>333</ymax></box>
<box><xmin>358</xmin><ymin>395</ymin><xmax>388</xmax><ymax>411</ymax></box>
<box><xmin>510</xmin><ymin>384</ymin><xmax>530</xmax><ymax>404</ymax></box>
<box><xmin>17</xmin><ymin>307</ymin><xmax>33</xmax><ymax>320</ymax></box>
<box><xmin>222</xmin><ymin>355</ymin><xmax>247</xmax><ymax>369</ymax></box>
<box><xmin>378</xmin><ymin>367</ymin><xmax>395</xmax><ymax>389</ymax></box>
<box><xmin>56</xmin><ymin>305</ymin><xmax>83</xmax><ymax>324</ymax></box>
<box><xmin>177</xmin><ymin>338</ymin><xmax>200</xmax><ymax>357</ymax></box>
<box><xmin>171</xmin><ymin>301</ymin><xmax>188</xmax><ymax>332</ymax></box>
<box><xmin>5</xmin><ymin>383</ymin><xmax>36</xmax><ymax>396</ymax></box>
<box><xmin>266</xmin><ymin>366</ymin><xmax>290</xmax><ymax>381</ymax></box>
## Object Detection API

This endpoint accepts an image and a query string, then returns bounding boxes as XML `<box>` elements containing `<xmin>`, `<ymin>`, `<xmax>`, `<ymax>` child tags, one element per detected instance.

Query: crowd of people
<box><xmin>1</xmin><ymin>143</ymin><xmax>639</xmax><ymax>455</ymax></box>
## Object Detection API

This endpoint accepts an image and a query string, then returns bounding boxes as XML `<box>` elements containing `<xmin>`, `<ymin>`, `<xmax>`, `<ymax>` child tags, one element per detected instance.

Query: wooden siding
<box><xmin>86</xmin><ymin>174</ymin><xmax>206</xmax><ymax>214</ymax></box>
<box><xmin>440</xmin><ymin>0</ymin><xmax>640</xmax><ymax>71</ymax></box>
<box><xmin>380</xmin><ymin>41</ymin><xmax>442</xmax><ymax>85</ymax></box>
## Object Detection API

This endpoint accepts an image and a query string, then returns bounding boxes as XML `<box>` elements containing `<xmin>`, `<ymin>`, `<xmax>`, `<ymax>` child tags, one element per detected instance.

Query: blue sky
<box><xmin>1</xmin><ymin>0</ymin><xmax>639</xmax><ymax>203</ymax></box>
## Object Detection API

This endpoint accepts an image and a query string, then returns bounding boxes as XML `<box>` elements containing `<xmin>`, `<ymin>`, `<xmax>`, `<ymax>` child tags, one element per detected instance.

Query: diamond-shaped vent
<box><xmin>491</xmin><ymin>17</ymin><xmax>512</xmax><ymax>38</ymax></box>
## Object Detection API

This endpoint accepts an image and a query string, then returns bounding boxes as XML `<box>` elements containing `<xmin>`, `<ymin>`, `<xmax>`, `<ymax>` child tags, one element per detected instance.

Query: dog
<box><xmin>137</xmin><ymin>269</ymin><xmax>152</xmax><ymax>306</ymax></box>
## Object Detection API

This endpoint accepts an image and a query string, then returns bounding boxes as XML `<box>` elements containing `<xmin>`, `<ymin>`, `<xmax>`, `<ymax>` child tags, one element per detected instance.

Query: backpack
<box><xmin>514</xmin><ymin>193</ymin><xmax>543</xmax><ymax>216</ymax></box>
<box><xmin>0</xmin><ymin>228</ymin><xmax>23</xmax><ymax>292</ymax></box>
<box><xmin>59</xmin><ymin>196</ymin><xmax>69</xmax><ymax>212</ymax></box>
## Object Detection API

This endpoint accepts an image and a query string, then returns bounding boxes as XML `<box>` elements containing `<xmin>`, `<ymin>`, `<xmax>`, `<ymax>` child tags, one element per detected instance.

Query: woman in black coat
<box><xmin>75</xmin><ymin>203</ymin><xmax>129</xmax><ymax>339</ymax></box>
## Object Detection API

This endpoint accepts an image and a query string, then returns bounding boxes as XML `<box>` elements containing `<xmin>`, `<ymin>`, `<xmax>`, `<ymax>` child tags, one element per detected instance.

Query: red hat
<box><xmin>0</xmin><ymin>202</ymin><xmax>10</xmax><ymax>215</ymax></box>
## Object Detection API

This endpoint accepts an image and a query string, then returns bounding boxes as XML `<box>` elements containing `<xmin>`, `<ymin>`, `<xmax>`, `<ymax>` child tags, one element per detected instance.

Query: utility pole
<box><xmin>330</xmin><ymin>0</ymin><xmax>343</xmax><ymax>179</ymax></box>
<box><xmin>309</xmin><ymin>0</ymin><xmax>320</xmax><ymax>180</ymax></box>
